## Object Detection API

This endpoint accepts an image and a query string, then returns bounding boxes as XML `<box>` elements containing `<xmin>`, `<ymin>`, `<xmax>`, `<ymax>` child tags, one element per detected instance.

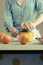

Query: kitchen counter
<box><xmin>0</xmin><ymin>37</ymin><xmax>43</xmax><ymax>50</ymax></box>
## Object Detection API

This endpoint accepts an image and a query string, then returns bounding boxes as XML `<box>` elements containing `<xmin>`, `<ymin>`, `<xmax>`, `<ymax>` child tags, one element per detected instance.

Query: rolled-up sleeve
<box><xmin>36</xmin><ymin>0</ymin><xmax>43</xmax><ymax>14</ymax></box>
<box><xmin>4</xmin><ymin>0</ymin><xmax>13</xmax><ymax>32</ymax></box>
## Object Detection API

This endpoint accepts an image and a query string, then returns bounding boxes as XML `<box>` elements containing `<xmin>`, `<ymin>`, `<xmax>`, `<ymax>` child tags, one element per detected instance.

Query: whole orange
<box><xmin>0</xmin><ymin>33</ymin><xmax>11</xmax><ymax>44</ymax></box>
<box><xmin>19</xmin><ymin>34</ymin><xmax>28</xmax><ymax>45</ymax></box>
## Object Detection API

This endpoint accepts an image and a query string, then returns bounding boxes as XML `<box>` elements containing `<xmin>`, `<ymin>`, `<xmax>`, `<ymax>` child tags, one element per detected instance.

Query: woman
<box><xmin>4</xmin><ymin>0</ymin><xmax>43</xmax><ymax>39</ymax></box>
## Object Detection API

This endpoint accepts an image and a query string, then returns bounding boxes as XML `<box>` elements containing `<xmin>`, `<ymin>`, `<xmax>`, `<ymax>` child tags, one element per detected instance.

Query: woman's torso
<box><xmin>11</xmin><ymin>0</ymin><xmax>38</xmax><ymax>27</ymax></box>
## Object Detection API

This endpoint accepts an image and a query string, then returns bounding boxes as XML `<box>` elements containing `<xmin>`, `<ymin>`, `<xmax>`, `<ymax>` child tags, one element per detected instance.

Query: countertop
<box><xmin>0</xmin><ymin>37</ymin><xmax>43</xmax><ymax>50</ymax></box>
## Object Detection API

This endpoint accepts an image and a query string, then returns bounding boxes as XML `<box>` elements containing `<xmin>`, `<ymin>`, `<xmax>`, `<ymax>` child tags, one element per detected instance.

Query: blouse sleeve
<box><xmin>4</xmin><ymin>0</ymin><xmax>13</xmax><ymax>32</ymax></box>
<box><xmin>36</xmin><ymin>0</ymin><xmax>43</xmax><ymax>14</ymax></box>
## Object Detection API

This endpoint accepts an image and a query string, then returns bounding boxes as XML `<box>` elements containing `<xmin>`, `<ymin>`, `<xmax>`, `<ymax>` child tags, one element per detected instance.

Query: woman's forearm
<box><xmin>33</xmin><ymin>13</ymin><xmax>43</xmax><ymax>27</ymax></box>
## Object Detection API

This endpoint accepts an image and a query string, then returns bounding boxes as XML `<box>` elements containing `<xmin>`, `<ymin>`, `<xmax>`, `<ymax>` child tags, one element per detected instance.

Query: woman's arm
<box><xmin>33</xmin><ymin>13</ymin><xmax>43</xmax><ymax>27</ymax></box>
<box><xmin>4</xmin><ymin>0</ymin><xmax>13</xmax><ymax>32</ymax></box>
<box><xmin>4</xmin><ymin>0</ymin><xmax>19</xmax><ymax>37</ymax></box>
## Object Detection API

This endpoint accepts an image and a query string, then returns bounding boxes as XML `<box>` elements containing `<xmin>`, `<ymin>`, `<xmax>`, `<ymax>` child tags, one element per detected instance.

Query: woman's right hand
<box><xmin>8</xmin><ymin>26</ymin><xmax>19</xmax><ymax>37</ymax></box>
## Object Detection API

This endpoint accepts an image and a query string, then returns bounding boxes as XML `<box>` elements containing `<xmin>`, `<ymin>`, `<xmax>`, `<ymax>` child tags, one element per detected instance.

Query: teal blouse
<box><xmin>4</xmin><ymin>0</ymin><xmax>43</xmax><ymax>32</ymax></box>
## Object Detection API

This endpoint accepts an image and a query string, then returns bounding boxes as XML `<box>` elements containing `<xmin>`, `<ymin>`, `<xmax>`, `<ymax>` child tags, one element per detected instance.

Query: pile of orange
<box><xmin>0</xmin><ymin>32</ymin><xmax>11</xmax><ymax>44</ymax></box>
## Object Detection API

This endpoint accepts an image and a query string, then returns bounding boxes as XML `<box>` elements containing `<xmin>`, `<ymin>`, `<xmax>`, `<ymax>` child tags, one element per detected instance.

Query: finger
<box><xmin>24</xmin><ymin>23</ymin><xmax>29</xmax><ymax>30</ymax></box>
<box><xmin>23</xmin><ymin>23</ymin><xmax>28</xmax><ymax>29</ymax></box>
<box><xmin>26</xmin><ymin>22</ymin><xmax>32</xmax><ymax>29</ymax></box>
<box><xmin>20</xmin><ymin>23</ymin><xmax>24</xmax><ymax>27</ymax></box>
<box><xmin>20</xmin><ymin>23</ymin><xmax>26</xmax><ymax>29</ymax></box>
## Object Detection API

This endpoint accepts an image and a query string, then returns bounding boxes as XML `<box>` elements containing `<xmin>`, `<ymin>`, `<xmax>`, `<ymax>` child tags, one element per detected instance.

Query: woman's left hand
<box><xmin>24</xmin><ymin>22</ymin><xmax>32</xmax><ymax>30</ymax></box>
<box><xmin>20</xmin><ymin>21</ymin><xmax>33</xmax><ymax>30</ymax></box>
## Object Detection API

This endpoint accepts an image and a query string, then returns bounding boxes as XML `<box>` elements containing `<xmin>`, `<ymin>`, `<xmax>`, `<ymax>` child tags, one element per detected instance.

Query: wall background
<box><xmin>0</xmin><ymin>0</ymin><xmax>6</xmax><ymax>32</ymax></box>
<box><xmin>0</xmin><ymin>0</ymin><xmax>43</xmax><ymax>34</ymax></box>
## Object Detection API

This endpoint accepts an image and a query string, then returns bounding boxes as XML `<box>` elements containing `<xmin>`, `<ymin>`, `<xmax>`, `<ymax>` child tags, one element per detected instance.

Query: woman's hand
<box><xmin>11</xmin><ymin>28</ymin><xmax>19</xmax><ymax>37</ymax></box>
<box><xmin>20</xmin><ymin>23</ymin><xmax>27</xmax><ymax>30</ymax></box>
<box><xmin>20</xmin><ymin>22</ymin><xmax>33</xmax><ymax>30</ymax></box>
<box><xmin>8</xmin><ymin>26</ymin><xmax>19</xmax><ymax>37</ymax></box>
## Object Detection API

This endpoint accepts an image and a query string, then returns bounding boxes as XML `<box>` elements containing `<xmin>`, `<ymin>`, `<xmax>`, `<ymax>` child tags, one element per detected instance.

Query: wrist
<box><xmin>8</xmin><ymin>25</ymin><xmax>14</xmax><ymax>32</ymax></box>
<box><xmin>32</xmin><ymin>23</ymin><xmax>36</xmax><ymax>28</ymax></box>
<box><xmin>30</xmin><ymin>22</ymin><xmax>36</xmax><ymax>29</ymax></box>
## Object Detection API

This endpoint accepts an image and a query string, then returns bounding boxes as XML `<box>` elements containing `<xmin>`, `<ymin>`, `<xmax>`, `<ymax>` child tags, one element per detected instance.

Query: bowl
<box><xmin>19</xmin><ymin>32</ymin><xmax>34</xmax><ymax>42</ymax></box>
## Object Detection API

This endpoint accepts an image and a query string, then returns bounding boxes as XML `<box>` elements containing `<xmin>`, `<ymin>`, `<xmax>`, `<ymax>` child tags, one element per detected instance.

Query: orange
<box><xmin>0</xmin><ymin>33</ymin><xmax>6</xmax><ymax>42</ymax></box>
<box><xmin>0</xmin><ymin>32</ymin><xmax>11</xmax><ymax>43</ymax></box>
<box><xmin>19</xmin><ymin>32</ymin><xmax>34</xmax><ymax>42</ymax></box>
<box><xmin>19</xmin><ymin>34</ymin><xmax>28</xmax><ymax>45</ymax></box>
<box><xmin>2</xmin><ymin>35</ymin><xmax>11</xmax><ymax>44</ymax></box>
<box><xmin>41</xmin><ymin>34</ymin><xmax>43</xmax><ymax>39</ymax></box>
